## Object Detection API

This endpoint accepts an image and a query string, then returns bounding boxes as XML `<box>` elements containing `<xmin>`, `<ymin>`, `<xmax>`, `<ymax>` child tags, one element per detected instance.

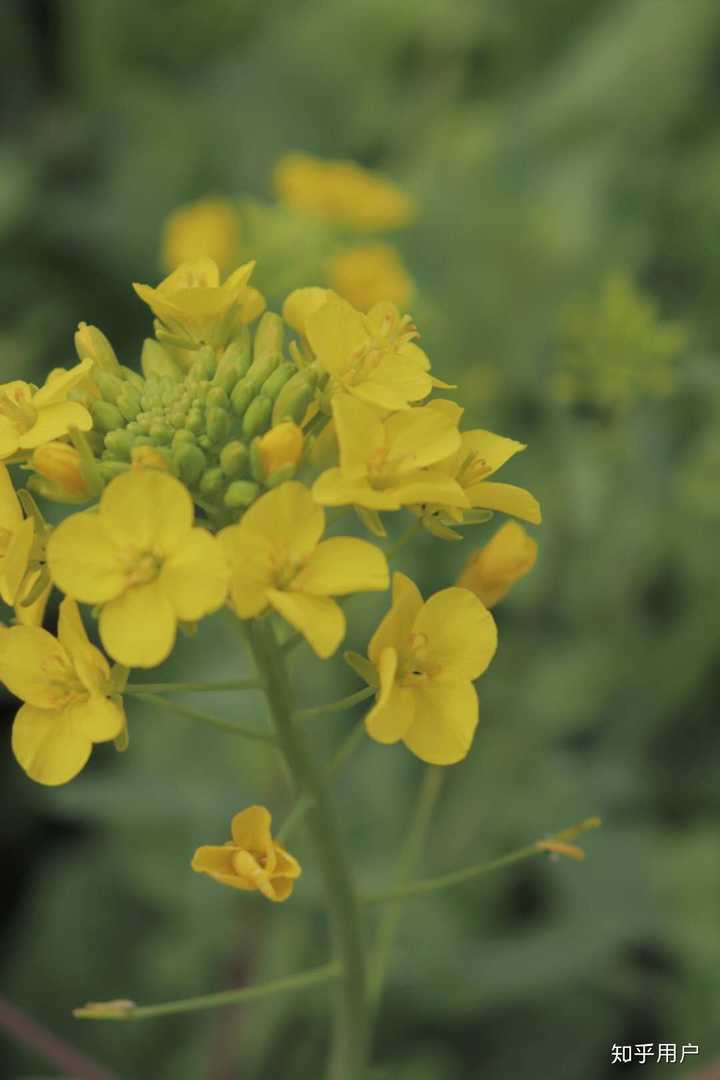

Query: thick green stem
<box><xmin>248</xmin><ymin>618</ymin><xmax>369</xmax><ymax>1080</ymax></box>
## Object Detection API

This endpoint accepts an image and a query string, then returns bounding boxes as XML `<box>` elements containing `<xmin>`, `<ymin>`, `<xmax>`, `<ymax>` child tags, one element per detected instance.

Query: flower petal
<box><xmin>99</xmin><ymin>581</ymin><xmax>177</xmax><ymax>668</ymax></box>
<box><xmin>292</xmin><ymin>537</ymin><xmax>388</xmax><ymax>596</ymax></box>
<box><xmin>218</xmin><ymin>526</ymin><xmax>273</xmax><ymax>618</ymax></box>
<box><xmin>268</xmin><ymin>589</ymin><xmax>345</xmax><ymax>658</ymax></box>
<box><xmin>191</xmin><ymin>844</ymin><xmax>244</xmax><ymax>888</ymax></box>
<box><xmin>12</xmin><ymin>703</ymin><xmax>92</xmax><ymax>785</ymax></box>
<box><xmin>414</xmin><ymin>587</ymin><xmax>497</xmax><ymax>681</ymax></box>
<box><xmin>0</xmin><ymin>515</ymin><xmax>34</xmax><ymax>605</ymax></box>
<box><xmin>306</xmin><ymin>298</ymin><xmax>367</xmax><ymax>376</ymax></box>
<box><xmin>0</xmin><ymin>626</ymin><xmax>71</xmax><ymax>707</ymax></box>
<box><xmin>403</xmin><ymin>681</ymin><xmax>478</xmax><ymax>765</ymax></box>
<box><xmin>0</xmin><ymin>465</ymin><xmax>22</xmax><ymax>531</ymax></box>
<box><xmin>461</xmin><ymin>430</ymin><xmax>526</xmax><ymax>477</ymax></box>
<box><xmin>32</xmin><ymin>359</ymin><xmax>93</xmax><ymax>407</ymax></box>
<box><xmin>364</xmin><ymin>649</ymin><xmax>415</xmax><ymax>744</ymax></box>
<box><xmin>231</xmin><ymin>805</ymin><xmax>273</xmax><ymax>850</ymax></box>
<box><xmin>368</xmin><ymin>571</ymin><xmax>423</xmax><ymax>665</ymax></box>
<box><xmin>18</xmin><ymin>402</ymin><xmax>93</xmax><ymax>448</ymax></box>
<box><xmin>241</xmin><ymin>482</ymin><xmax>324</xmax><ymax>564</ymax></box>
<box><xmin>99</xmin><ymin>470</ymin><xmax>194</xmax><ymax>554</ymax></box>
<box><xmin>160</xmin><ymin>528</ymin><xmax>229</xmax><ymax>621</ymax></box>
<box><xmin>331</xmin><ymin>395</ymin><xmax>385</xmax><ymax>472</ymax></box>
<box><xmin>465</xmin><ymin>481</ymin><xmax>542</xmax><ymax>524</ymax></box>
<box><xmin>57</xmin><ymin>596</ymin><xmax>110</xmax><ymax>693</ymax></box>
<box><xmin>312</xmin><ymin>468</ymin><xmax>399</xmax><ymax>510</ymax></box>
<box><xmin>47</xmin><ymin>512</ymin><xmax>125</xmax><ymax>604</ymax></box>
<box><xmin>68</xmin><ymin>695</ymin><xmax>124</xmax><ymax>743</ymax></box>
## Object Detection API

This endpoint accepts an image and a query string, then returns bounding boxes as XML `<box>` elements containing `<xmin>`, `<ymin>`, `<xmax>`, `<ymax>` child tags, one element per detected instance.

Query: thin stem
<box><xmin>365</xmin><ymin>846</ymin><xmax>542</xmax><ymax>905</ymax></box>
<box><xmin>0</xmin><ymin>995</ymin><xmax>119</xmax><ymax>1080</ymax></box>
<box><xmin>74</xmin><ymin>964</ymin><xmax>341</xmax><ymax>1022</ymax></box>
<box><xmin>247</xmin><ymin>618</ymin><xmax>369</xmax><ymax>1080</ymax></box>
<box><xmin>277</xmin><ymin>720</ymin><xmax>366</xmax><ymax>844</ymax></box>
<box><xmin>384</xmin><ymin>518</ymin><xmax>422</xmax><ymax>560</ymax></box>
<box><xmin>369</xmin><ymin>767</ymin><xmax>444</xmax><ymax>1006</ymax></box>
<box><xmin>297</xmin><ymin>686</ymin><xmax>374</xmax><ymax>719</ymax></box>
<box><xmin>127</xmin><ymin>692</ymin><xmax>274</xmax><ymax>743</ymax></box>
<box><xmin>126</xmin><ymin>679</ymin><xmax>261</xmax><ymax>693</ymax></box>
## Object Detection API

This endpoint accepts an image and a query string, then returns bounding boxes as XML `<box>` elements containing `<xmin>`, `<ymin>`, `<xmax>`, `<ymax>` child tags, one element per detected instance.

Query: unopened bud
<box><xmin>261</xmin><ymin>361</ymin><xmax>296</xmax><ymax>401</ymax></box>
<box><xmin>219</xmin><ymin>440</ymin><xmax>249</xmax><ymax>478</ymax></box>
<box><xmin>254</xmin><ymin>422</ymin><xmax>303</xmax><ymax>482</ymax></box>
<box><xmin>75</xmin><ymin>323</ymin><xmax>121</xmax><ymax>373</ymax></box>
<box><xmin>91</xmin><ymin>400</ymin><xmax>125</xmax><ymax>433</ymax></box>
<box><xmin>141</xmin><ymin>338</ymin><xmax>182</xmax><ymax>381</ymax></box>
<box><xmin>242</xmin><ymin>395</ymin><xmax>273</xmax><ymax>439</ymax></box>
<box><xmin>224</xmin><ymin>480</ymin><xmax>260</xmax><ymax>508</ymax></box>
<box><xmin>131</xmin><ymin>446</ymin><xmax>171</xmax><ymax>470</ymax></box>
<box><xmin>31</xmin><ymin>442</ymin><xmax>88</xmax><ymax>497</ymax></box>
<box><xmin>253</xmin><ymin>312</ymin><xmax>284</xmax><ymax>361</ymax></box>
<box><xmin>175</xmin><ymin>444</ymin><xmax>206</xmax><ymax>485</ymax></box>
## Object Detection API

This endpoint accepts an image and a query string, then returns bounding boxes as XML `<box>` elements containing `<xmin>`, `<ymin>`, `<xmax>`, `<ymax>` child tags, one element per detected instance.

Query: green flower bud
<box><xmin>186</xmin><ymin>410</ymin><xmax>204</xmax><ymax>433</ymax></box>
<box><xmin>172</xmin><ymin>429</ymin><xmax>195</xmax><ymax>450</ymax></box>
<box><xmin>266</xmin><ymin>462</ymin><xmax>298</xmax><ymax>489</ymax></box>
<box><xmin>94</xmin><ymin>371</ymin><xmax>125</xmax><ymax>404</ymax></box>
<box><xmin>272</xmin><ymin>372</ymin><xmax>315</xmax><ymax>425</ymax></box>
<box><xmin>119</xmin><ymin>365</ymin><xmax>145</xmax><ymax>390</ymax></box>
<box><xmin>75</xmin><ymin>322</ymin><xmax>121</xmax><ymax>374</ymax></box>
<box><xmin>245</xmin><ymin>352</ymin><xmax>280</xmax><ymax>390</ymax></box>
<box><xmin>116</xmin><ymin>386</ymin><xmax>142</xmax><ymax>421</ymax></box>
<box><xmin>224</xmin><ymin>480</ymin><xmax>260</xmax><ymax>509</ymax></box>
<box><xmin>242</xmin><ymin>395</ymin><xmax>273</xmax><ymax>439</ymax></box>
<box><xmin>168</xmin><ymin>409</ymin><xmax>187</xmax><ymax>429</ymax></box>
<box><xmin>253</xmin><ymin>312</ymin><xmax>284</xmax><ymax>362</ymax></box>
<box><xmin>206</xmin><ymin>407</ymin><xmax>231</xmax><ymax>445</ymax></box>
<box><xmin>261</xmin><ymin>361</ymin><xmax>297</xmax><ymax>401</ymax></box>
<box><xmin>220</xmin><ymin>441</ymin><xmax>249</xmax><ymax>477</ymax></box>
<box><xmin>99</xmin><ymin>460</ymin><xmax>130</xmax><ymax>482</ymax></box>
<box><xmin>199</xmin><ymin>467</ymin><xmax>225</xmax><ymax>496</ymax></box>
<box><xmin>141</xmin><ymin>338</ymin><xmax>182</xmax><ymax>381</ymax></box>
<box><xmin>175</xmin><ymin>444</ymin><xmax>207</xmax><ymax>486</ymax></box>
<box><xmin>91</xmin><ymin>400</ymin><xmax>125</xmax><ymax>433</ymax></box>
<box><xmin>189</xmin><ymin>351</ymin><xmax>216</xmax><ymax>381</ymax></box>
<box><xmin>104</xmin><ymin>429</ymin><xmax>135</xmax><ymax>461</ymax></box>
<box><xmin>230</xmin><ymin>377</ymin><xmax>256</xmax><ymax>417</ymax></box>
<box><xmin>150</xmin><ymin>422</ymin><xmax>172</xmax><ymax>445</ymax></box>
<box><xmin>207</xmin><ymin>386</ymin><xmax>230</xmax><ymax>410</ymax></box>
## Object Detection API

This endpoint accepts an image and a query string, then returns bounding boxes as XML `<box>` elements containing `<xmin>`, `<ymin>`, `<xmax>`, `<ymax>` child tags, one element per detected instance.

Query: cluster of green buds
<box><xmin>29</xmin><ymin>309</ymin><xmax>324</xmax><ymax>527</ymax></box>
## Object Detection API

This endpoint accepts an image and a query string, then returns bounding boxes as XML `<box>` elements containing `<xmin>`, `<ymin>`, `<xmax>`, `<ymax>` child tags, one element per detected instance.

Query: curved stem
<box><xmin>247</xmin><ymin>618</ymin><xmax>369</xmax><ymax>1080</ymax></box>
<box><xmin>297</xmin><ymin>686</ymin><xmax>374</xmax><ymax>719</ymax></box>
<box><xmin>126</xmin><ymin>691</ymin><xmax>274</xmax><ymax>743</ymax></box>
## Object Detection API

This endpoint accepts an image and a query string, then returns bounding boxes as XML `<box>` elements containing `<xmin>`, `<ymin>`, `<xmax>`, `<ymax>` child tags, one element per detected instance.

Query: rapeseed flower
<box><xmin>0</xmin><ymin>361</ymin><xmax>93</xmax><ymax>460</ymax></box>
<box><xmin>31</xmin><ymin>441</ymin><xmax>90</xmax><ymax>501</ymax></box>
<box><xmin>457</xmin><ymin>521</ymin><xmax>538</xmax><ymax>607</ymax></box>
<box><xmin>219</xmin><ymin>481</ymin><xmax>388</xmax><ymax>658</ymax></box>
<box><xmin>133</xmin><ymin>258</ymin><xmax>265</xmax><ymax>349</ymax></box>
<box><xmin>328</xmin><ymin>243</ymin><xmax>414</xmax><ymax>311</ymax></box>
<box><xmin>46</xmin><ymin>470</ymin><xmax>229</xmax><ymax>668</ymax></box>
<box><xmin>0</xmin><ymin>596</ymin><xmax>125</xmax><ymax>785</ymax></box>
<box><xmin>0</xmin><ymin>465</ymin><xmax>35</xmax><ymax>608</ymax></box>
<box><xmin>192</xmin><ymin>805</ymin><xmax>301</xmax><ymax>902</ymax></box>
<box><xmin>162</xmin><ymin>198</ymin><xmax>241</xmax><ymax>273</ymax></box>
<box><xmin>355</xmin><ymin>572</ymin><xmax>497</xmax><ymax>765</ymax></box>
<box><xmin>273</xmin><ymin>153</ymin><xmax>414</xmax><ymax>231</ymax></box>
<box><xmin>312</xmin><ymin>395</ymin><xmax>467</xmax><ymax>515</ymax></box>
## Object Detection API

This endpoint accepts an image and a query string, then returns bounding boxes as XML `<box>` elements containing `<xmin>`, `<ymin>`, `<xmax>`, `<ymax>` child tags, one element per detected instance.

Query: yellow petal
<box><xmin>57</xmin><ymin>596</ymin><xmax>110</xmax><ymax>694</ymax></box>
<box><xmin>191</xmin><ymin>845</ymin><xmax>246</xmax><ymax>889</ymax></box>
<box><xmin>460</xmin><ymin>430</ymin><xmax>526</xmax><ymax>477</ymax></box>
<box><xmin>218</xmin><ymin>526</ymin><xmax>273</xmax><ymax>618</ymax></box>
<box><xmin>414</xmin><ymin>587</ymin><xmax>497</xmax><ymax>681</ymax></box>
<box><xmin>403</xmin><ymin>681</ymin><xmax>478</xmax><ymax>765</ymax></box>
<box><xmin>0</xmin><ymin>465</ymin><xmax>22</xmax><ymax>531</ymax></box>
<box><xmin>241</xmin><ymin>482</ymin><xmax>324</xmax><ymax>564</ymax></box>
<box><xmin>312</xmin><ymin>468</ymin><xmax>400</xmax><ymax>510</ymax></box>
<box><xmin>282</xmin><ymin>287</ymin><xmax>332</xmax><ymax>335</ymax></box>
<box><xmin>0</xmin><ymin>626</ymin><xmax>71</xmax><ymax>707</ymax></box>
<box><xmin>364</xmin><ymin>650</ymin><xmax>414</xmax><ymax>744</ymax></box>
<box><xmin>18</xmin><ymin>402</ymin><xmax>93</xmax><ymax>449</ymax></box>
<box><xmin>159</xmin><ymin>528</ymin><xmax>229</xmax><ymax>621</ymax></box>
<box><xmin>0</xmin><ymin>515</ymin><xmax>34</xmax><ymax>605</ymax></box>
<box><xmin>68</xmin><ymin>695</ymin><xmax>124</xmax><ymax>742</ymax></box>
<box><xmin>465</xmin><ymin>481</ymin><xmax>542</xmax><ymax>524</ymax></box>
<box><xmin>368</xmin><ymin>572</ymin><xmax>423</xmax><ymax>665</ymax></box>
<box><xmin>47</xmin><ymin>511</ymin><xmax>125</xmax><ymax>603</ymax></box>
<box><xmin>14</xmin><ymin>569</ymin><xmax>51</xmax><ymax>628</ymax></box>
<box><xmin>268</xmin><ymin>589</ymin><xmax>345</xmax><ymax>659</ymax></box>
<box><xmin>391</xmin><ymin>472</ymin><xmax>469</xmax><ymax>509</ymax></box>
<box><xmin>273</xmin><ymin>844</ymin><xmax>302</xmax><ymax>880</ymax></box>
<box><xmin>292</xmin><ymin>537</ymin><xmax>388</xmax><ymax>596</ymax></box>
<box><xmin>12</xmin><ymin>704</ymin><xmax>92</xmax><ymax>785</ymax></box>
<box><xmin>100</xmin><ymin>470</ymin><xmax>194</xmax><ymax>554</ymax></box>
<box><xmin>384</xmin><ymin>406</ymin><xmax>461</xmax><ymax>472</ymax></box>
<box><xmin>331</xmin><ymin>395</ymin><xmax>384</xmax><ymax>472</ymax></box>
<box><xmin>99</xmin><ymin>581</ymin><xmax>177</xmax><ymax>668</ymax></box>
<box><xmin>32</xmin><ymin>359</ymin><xmax>93</xmax><ymax>407</ymax></box>
<box><xmin>0</xmin><ymin>419</ymin><xmax>20</xmax><ymax>459</ymax></box>
<box><xmin>458</xmin><ymin>521</ymin><xmax>538</xmax><ymax>608</ymax></box>
<box><xmin>306</xmin><ymin>297</ymin><xmax>367</xmax><ymax>377</ymax></box>
<box><xmin>230</xmin><ymin>805</ymin><xmax>274</xmax><ymax>850</ymax></box>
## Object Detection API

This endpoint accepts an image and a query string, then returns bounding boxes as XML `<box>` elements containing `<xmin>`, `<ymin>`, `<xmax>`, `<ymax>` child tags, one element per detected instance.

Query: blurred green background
<box><xmin>2</xmin><ymin>1</ymin><xmax>720</xmax><ymax>1078</ymax></box>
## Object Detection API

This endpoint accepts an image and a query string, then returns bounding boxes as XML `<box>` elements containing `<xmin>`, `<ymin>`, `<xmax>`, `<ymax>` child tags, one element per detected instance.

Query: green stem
<box><xmin>384</xmin><ymin>518</ymin><xmax>422</xmax><ymax>560</ymax></box>
<box><xmin>126</xmin><ymin>691</ymin><xmax>274</xmax><ymax>743</ymax></box>
<box><xmin>297</xmin><ymin>686</ymin><xmax>374</xmax><ymax>719</ymax></box>
<box><xmin>247</xmin><ymin>618</ymin><xmax>369</xmax><ymax>1080</ymax></box>
<box><xmin>73</xmin><ymin>964</ymin><xmax>341</xmax><ymax>1022</ymax></box>
<box><xmin>364</xmin><ymin>844</ymin><xmax>542</xmax><ymax>905</ymax></box>
<box><xmin>369</xmin><ymin>767</ymin><xmax>444</xmax><ymax>1007</ymax></box>
<box><xmin>126</xmin><ymin>679</ymin><xmax>261</xmax><ymax>693</ymax></box>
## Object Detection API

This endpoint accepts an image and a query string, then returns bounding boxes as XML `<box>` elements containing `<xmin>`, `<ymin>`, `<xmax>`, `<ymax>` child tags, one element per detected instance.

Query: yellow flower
<box><xmin>304</xmin><ymin>293</ymin><xmax>436</xmax><ymax>411</ymax></box>
<box><xmin>0</xmin><ymin>465</ymin><xmax>35</xmax><ymax>607</ymax></box>
<box><xmin>0</xmin><ymin>361</ymin><xmax>93</xmax><ymax>460</ymax></box>
<box><xmin>0</xmin><ymin>596</ymin><xmax>125</xmax><ymax>785</ymax></box>
<box><xmin>162</xmin><ymin>198</ymin><xmax>241</xmax><ymax>273</ymax></box>
<box><xmin>312</xmin><ymin>395</ymin><xmax>468</xmax><ymax>514</ymax></box>
<box><xmin>192</xmin><ymin>805</ymin><xmax>301</xmax><ymax>902</ymax></box>
<box><xmin>358</xmin><ymin>572</ymin><xmax>497</xmax><ymax>765</ymax></box>
<box><xmin>457</xmin><ymin>521</ymin><xmax>538</xmax><ymax>608</ymax></box>
<box><xmin>328</xmin><ymin>243</ymin><xmax>415</xmax><ymax>311</ymax></box>
<box><xmin>31</xmin><ymin>441</ymin><xmax>90</xmax><ymax>499</ymax></box>
<box><xmin>219</xmin><ymin>482</ymin><xmax>388</xmax><ymax>658</ymax></box>
<box><xmin>46</xmin><ymin>470</ymin><xmax>229</xmax><ymax>668</ymax></box>
<box><xmin>133</xmin><ymin>258</ymin><xmax>265</xmax><ymax>349</ymax></box>
<box><xmin>273</xmin><ymin>153</ymin><xmax>414</xmax><ymax>231</ymax></box>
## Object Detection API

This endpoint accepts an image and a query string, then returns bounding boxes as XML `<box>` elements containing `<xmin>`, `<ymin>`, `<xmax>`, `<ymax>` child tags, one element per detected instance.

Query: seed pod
<box><xmin>261</xmin><ymin>361</ymin><xmax>296</xmax><ymax>401</ymax></box>
<box><xmin>206</xmin><ymin>407</ymin><xmax>231</xmax><ymax>445</ymax></box>
<box><xmin>94</xmin><ymin>371</ymin><xmax>124</xmax><ymax>404</ymax></box>
<box><xmin>91</xmin><ymin>400</ymin><xmax>125</xmax><ymax>433</ymax></box>
<box><xmin>199</xmin><ymin>467</ymin><xmax>225</xmax><ymax>497</ymax></box>
<box><xmin>219</xmin><ymin>441</ymin><xmax>249</xmax><ymax>478</ymax></box>
<box><xmin>175</xmin><ymin>444</ymin><xmax>207</xmax><ymax>486</ymax></box>
<box><xmin>253</xmin><ymin>312</ymin><xmax>284</xmax><ymax>362</ymax></box>
<box><xmin>224</xmin><ymin>480</ymin><xmax>260</xmax><ymax>509</ymax></box>
<box><xmin>242</xmin><ymin>395</ymin><xmax>273</xmax><ymax>439</ymax></box>
<box><xmin>104</xmin><ymin>429</ymin><xmax>135</xmax><ymax>461</ymax></box>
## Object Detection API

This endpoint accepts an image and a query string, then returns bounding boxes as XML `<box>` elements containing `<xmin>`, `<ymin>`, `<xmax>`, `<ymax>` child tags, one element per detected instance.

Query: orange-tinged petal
<box><xmin>368</xmin><ymin>572</ymin><xmax>423</xmax><ymax>665</ymax></box>
<box><xmin>292</xmin><ymin>537</ymin><xmax>388</xmax><ymax>596</ymax></box>
<box><xmin>47</xmin><ymin>512</ymin><xmax>125</xmax><ymax>603</ymax></box>
<box><xmin>12</xmin><ymin>703</ymin><xmax>92</xmax><ymax>785</ymax></box>
<box><xmin>268</xmin><ymin>589</ymin><xmax>345</xmax><ymax>658</ymax></box>
<box><xmin>403</xmin><ymin>681</ymin><xmax>478</xmax><ymax>765</ymax></box>
<box><xmin>99</xmin><ymin>581</ymin><xmax>176</xmax><ymax>668</ymax></box>
<box><xmin>465</xmin><ymin>481</ymin><xmax>541</xmax><ymax>524</ymax></box>
<box><xmin>159</xmin><ymin>528</ymin><xmax>229</xmax><ymax>621</ymax></box>
<box><xmin>414</xmin><ymin>588</ymin><xmax>497</xmax><ymax>681</ymax></box>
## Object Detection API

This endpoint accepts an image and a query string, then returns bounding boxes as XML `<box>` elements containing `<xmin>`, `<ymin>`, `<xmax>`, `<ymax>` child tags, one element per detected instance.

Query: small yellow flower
<box><xmin>162</xmin><ymin>198</ymin><xmax>241</xmax><ymax>273</ymax></box>
<box><xmin>192</xmin><ymin>805</ymin><xmax>301</xmax><ymax>902</ymax></box>
<box><xmin>312</xmin><ymin>395</ymin><xmax>468</xmax><ymax>513</ymax></box>
<box><xmin>0</xmin><ymin>596</ymin><xmax>125</xmax><ymax>785</ymax></box>
<box><xmin>358</xmin><ymin>572</ymin><xmax>497</xmax><ymax>765</ymax></box>
<box><xmin>328</xmin><ymin>243</ymin><xmax>415</xmax><ymax>311</ymax></box>
<box><xmin>31</xmin><ymin>441</ymin><xmax>89</xmax><ymax>499</ymax></box>
<box><xmin>273</xmin><ymin>153</ymin><xmax>414</xmax><ymax>231</ymax></box>
<box><xmin>0</xmin><ymin>361</ymin><xmax>93</xmax><ymax>461</ymax></box>
<box><xmin>255</xmin><ymin>422</ymin><xmax>304</xmax><ymax>478</ymax></box>
<box><xmin>303</xmin><ymin>293</ymin><xmax>435</xmax><ymax>411</ymax></box>
<box><xmin>46</xmin><ymin>470</ymin><xmax>229</xmax><ymax>668</ymax></box>
<box><xmin>219</xmin><ymin>482</ymin><xmax>389</xmax><ymax>658</ymax></box>
<box><xmin>133</xmin><ymin>258</ymin><xmax>265</xmax><ymax>349</ymax></box>
<box><xmin>457</xmin><ymin>521</ymin><xmax>538</xmax><ymax>608</ymax></box>
<box><xmin>0</xmin><ymin>465</ymin><xmax>35</xmax><ymax>608</ymax></box>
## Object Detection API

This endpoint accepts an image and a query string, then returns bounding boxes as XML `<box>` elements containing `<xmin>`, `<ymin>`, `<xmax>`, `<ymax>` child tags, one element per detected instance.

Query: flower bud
<box><xmin>75</xmin><ymin>323</ymin><xmax>121</xmax><ymax>373</ymax></box>
<box><xmin>242</xmin><ymin>395</ymin><xmax>273</xmax><ymax>439</ymax></box>
<box><xmin>199</xmin><ymin>467</ymin><xmax>225</xmax><ymax>496</ymax></box>
<box><xmin>31</xmin><ymin>442</ymin><xmax>89</xmax><ymax>497</ymax></box>
<box><xmin>116</xmin><ymin>386</ymin><xmax>142</xmax><ymax>421</ymax></box>
<box><xmin>272</xmin><ymin>371</ymin><xmax>316</xmax><ymax>425</ymax></box>
<box><xmin>245</xmin><ymin>352</ymin><xmax>280</xmax><ymax>390</ymax></box>
<box><xmin>175</xmin><ymin>443</ymin><xmax>207</xmax><ymax>485</ymax></box>
<box><xmin>230</xmin><ymin>377</ymin><xmax>256</xmax><ymax>417</ymax></box>
<box><xmin>261</xmin><ymin>361</ymin><xmax>296</xmax><ymax>401</ymax></box>
<box><xmin>141</xmin><ymin>338</ymin><xmax>182</xmax><ymax>381</ymax></box>
<box><xmin>94</xmin><ymin>371</ymin><xmax>124</xmax><ymax>404</ymax></box>
<box><xmin>457</xmin><ymin>521</ymin><xmax>537</xmax><ymax>608</ymax></box>
<box><xmin>104</xmin><ymin>429</ymin><xmax>135</xmax><ymax>460</ymax></box>
<box><xmin>254</xmin><ymin>422</ymin><xmax>303</xmax><ymax>483</ymax></box>
<box><xmin>253</xmin><ymin>312</ymin><xmax>284</xmax><ymax>362</ymax></box>
<box><xmin>131</xmin><ymin>446</ymin><xmax>171</xmax><ymax>470</ymax></box>
<box><xmin>206</xmin><ymin>406</ymin><xmax>231</xmax><ymax>445</ymax></box>
<box><xmin>91</xmin><ymin>400</ymin><xmax>125</xmax><ymax>433</ymax></box>
<box><xmin>219</xmin><ymin>440</ymin><xmax>249</xmax><ymax>478</ymax></box>
<box><xmin>224</xmin><ymin>480</ymin><xmax>260</xmax><ymax>508</ymax></box>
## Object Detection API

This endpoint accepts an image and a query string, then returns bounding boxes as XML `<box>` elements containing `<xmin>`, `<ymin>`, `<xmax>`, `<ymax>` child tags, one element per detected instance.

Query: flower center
<box><xmin>42</xmin><ymin>652</ymin><xmax>87</xmax><ymax>709</ymax></box>
<box><xmin>0</xmin><ymin>387</ymin><xmax>36</xmax><ymax>433</ymax></box>
<box><xmin>123</xmin><ymin>550</ymin><xmax>163</xmax><ymax>587</ymax></box>
<box><xmin>398</xmin><ymin>632</ymin><xmax>440</xmax><ymax>686</ymax></box>
<box><xmin>458</xmin><ymin>450</ymin><xmax>491</xmax><ymax>487</ymax></box>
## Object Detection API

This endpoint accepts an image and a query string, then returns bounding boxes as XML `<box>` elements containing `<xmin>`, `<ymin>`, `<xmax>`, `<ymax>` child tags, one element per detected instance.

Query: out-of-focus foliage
<box><xmin>2</xmin><ymin>1</ymin><xmax>720</xmax><ymax>1078</ymax></box>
